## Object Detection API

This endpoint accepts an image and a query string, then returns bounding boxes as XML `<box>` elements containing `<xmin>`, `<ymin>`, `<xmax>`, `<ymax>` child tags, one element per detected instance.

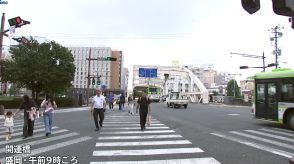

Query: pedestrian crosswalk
<box><xmin>90</xmin><ymin>113</ymin><xmax>221</xmax><ymax>164</ymax></box>
<box><xmin>0</xmin><ymin>117</ymin><xmax>92</xmax><ymax>163</ymax></box>
<box><xmin>211</xmin><ymin>127</ymin><xmax>294</xmax><ymax>159</ymax></box>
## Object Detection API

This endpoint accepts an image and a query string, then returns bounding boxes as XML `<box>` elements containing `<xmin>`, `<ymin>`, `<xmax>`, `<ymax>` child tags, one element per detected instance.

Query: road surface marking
<box><xmin>230</xmin><ymin>131</ymin><xmax>294</xmax><ymax>150</ymax></box>
<box><xmin>0</xmin><ymin>128</ymin><xmax>67</xmax><ymax>146</ymax></box>
<box><xmin>103</xmin><ymin>127</ymin><xmax>169</xmax><ymax>130</ymax></box>
<box><xmin>211</xmin><ymin>132</ymin><xmax>294</xmax><ymax>158</ymax></box>
<box><xmin>93</xmin><ymin>148</ymin><xmax>203</xmax><ymax>156</ymax></box>
<box><xmin>96</xmin><ymin>140</ymin><xmax>192</xmax><ymax>147</ymax></box>
<box><xmin>0</xmin><ymin>122</ymin><xmax>43</xmax><ymax>129</ymax></box>
<box><xmin>98</xmin><ymin>134</ymin><xmax>183</xmax><ymax>140</ymax></box>
<box><xmin>100</xmin><ymin>130</ymin><xmax>175</xmax><ymax>134</ymax></box>
<box><xmin>103</xmin><ymin>121</ymin><xmax>160</xmax><ymax>124</ymax></box>
<box><xmin>0</xmin><ymin>124</ymin><xmax>44</xmax><ymax>135</ymax></box>
<box><xmin>90</xmin><ymin>157</ymin><xmax>221</xmax><ymax>164</ymax></box>
<box><xmin>272</xmin><ymin>127</ymin><xmax>294</xmax><ymax>133</ymax></box>
<box><xmin>244</xmin><ymin>130</ymin><xmax>294</xmax><ymax>142</ymax></box>
<box><xmin>0</xmin><ymin>126</ymin><xmax>59</xmax><ymax>144</ymax></box>
<box><xmin>227</xmin><ymin>114</ymin><xmax>240</xmax><ymax>116</ymax></box>
<box><xmin>260</xmin><ymin>128</ymin><xmax>294</xmax><ymax>137</ymax></box>
<box><xmin>103</xmin><ymin>123</ymin><xmax>164</xmax><ymax>127</ymax></box>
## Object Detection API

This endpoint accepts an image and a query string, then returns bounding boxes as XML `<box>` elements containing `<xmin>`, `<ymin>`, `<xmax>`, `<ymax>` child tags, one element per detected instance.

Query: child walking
<box><xmin>4</xmin><ymin>111</ymin><xmax>14</xmax><ymax>140</ymax></box>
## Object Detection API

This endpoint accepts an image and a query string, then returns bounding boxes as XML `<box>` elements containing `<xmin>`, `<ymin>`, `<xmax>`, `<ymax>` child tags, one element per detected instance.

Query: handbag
<box><xmin>146</xmin><ymin>114</ymin><xmax>151</xmax><ymax>126</ymax></box>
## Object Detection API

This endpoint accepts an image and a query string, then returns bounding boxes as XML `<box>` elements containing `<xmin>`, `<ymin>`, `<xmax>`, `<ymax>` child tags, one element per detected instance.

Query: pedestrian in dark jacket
<box><xmin>119</xmin><ymin>93</ymin><xmax>125</xmax><ymax>111</ymax></box>
<box><xmin>137</xmin><ymin>93</ymin><xmax>151</xmax><ymax>131</ymax></box>
<box><xmin>14</xmin><ymin>95</ymin><xmax>36</xmax><ymax>139</ymax></box>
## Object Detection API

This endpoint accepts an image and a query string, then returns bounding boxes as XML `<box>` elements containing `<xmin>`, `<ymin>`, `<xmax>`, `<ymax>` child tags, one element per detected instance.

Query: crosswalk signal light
<box><xmin>8</xmin><ymin>16</ymin><xmax>22</xmax><ymax>26</ymax></box>
<box><xmin>272</xmin><ymin>0</ymin><xmax>294</xmax><ymax>17</ymax></box>
<box><xmin>105</xmin><ymin>57</ymin><xmax>117</xmax><ymax>61</ymax></box>
<box><xmin>240</xmin><ymin>66</ymin><xmax>249</xmax><ymax>69</ymax></box>
<box><xmin>241</xmin><ymin>0</ymin><xmax>260</xmax><ymax>14</ymax></box>
<box><xmin>92</xmin><ymin>78</ymin><xmax>95</xmax><ymax>85</ymax></box>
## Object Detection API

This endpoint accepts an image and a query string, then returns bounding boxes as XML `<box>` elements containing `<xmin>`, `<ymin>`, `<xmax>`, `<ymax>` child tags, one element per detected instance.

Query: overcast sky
<box><xmin>1</xmin><ymin>0</ymin><xmax>294</xmax><ymax>82</ymax></box>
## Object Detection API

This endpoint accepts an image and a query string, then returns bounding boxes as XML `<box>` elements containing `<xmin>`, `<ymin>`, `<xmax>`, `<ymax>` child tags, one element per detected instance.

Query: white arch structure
<box><xmin>181</xmin><ymin>66</ymin><xmax>209</xmax><ymax>104</ymax></box>
<box><xmin>132</xmin><ymin>65</ymin><xmax>209</xmax><ymax>104</ymax></box>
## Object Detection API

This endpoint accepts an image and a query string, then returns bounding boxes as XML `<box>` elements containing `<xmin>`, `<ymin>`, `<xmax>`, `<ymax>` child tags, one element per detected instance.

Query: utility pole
<box><xmin>86</xmin><ymin>48</ymin><xmax>117</xmax><ymax>106</ymax></box>
<box><xmin>269</xmin><ymin>25</ymin><xmax>283</xmax><ymax>69</ymax></box>
<box><xmin>230</xmin><ymin>52</ymin><xmax>266</xmax><ymax>72</ymax></box>
<box><xmin>228</xmin><ymin>73</ymin><xmax>241</xmax><ymax>97</ymax></box>
<box><xmin>0</xmin><ymin>13</ymin><xmax>5</xmax><ymax>94</ymax></box>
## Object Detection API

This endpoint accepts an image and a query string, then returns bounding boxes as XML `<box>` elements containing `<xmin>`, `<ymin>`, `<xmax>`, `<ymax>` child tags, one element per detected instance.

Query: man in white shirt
<box><xmin>91</xmin><ymin>89</ymin><xmax>106</xmax><ymax>131</ymax></box>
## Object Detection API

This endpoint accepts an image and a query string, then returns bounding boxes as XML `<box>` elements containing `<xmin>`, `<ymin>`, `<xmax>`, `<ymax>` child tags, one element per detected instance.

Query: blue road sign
<box><xmin>139</xmin><ymin>68</ymin><xmax>157</xmax><ymax>78</ymax></box>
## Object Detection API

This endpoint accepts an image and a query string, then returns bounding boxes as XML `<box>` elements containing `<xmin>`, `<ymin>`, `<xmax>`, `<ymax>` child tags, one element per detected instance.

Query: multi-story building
<box><xmin>201</xmin><ymin>69</ymin><xmax>217</xmax><ymax>88</ymax></box>
<box><xmin>67</xmin><ymin>47</ymin><xmax>124</xmax><ymax>99</ymax></box>
<box><xmin>122</xmin><ymin>67</ymin><xmax>129</xmax><ymax>95</ymax></box>
<box><xmin>110</xmin><ymin>51</ymin><xmax>124</xmax><ymax>90</ymax></box>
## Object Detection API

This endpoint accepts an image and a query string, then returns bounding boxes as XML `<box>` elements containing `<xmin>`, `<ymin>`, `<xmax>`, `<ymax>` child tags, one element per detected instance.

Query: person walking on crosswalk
<box><xmin>137</xmin><ymin>93</ymin><xmax>151</xmax><ymax>131</ymax></box>
<box><xmin>14</xmin><ymin>95</ymin><xmax>36</xmax><ymax>139</ymax></box>
<box><xmin>40</xmin><ymin>95</ymin><xmax>57</xmax><ymax>137</ymax></box>
<box><xmin>4</xmin><ymin>111</ymin><xmax>14</xmax><ymax>140</ymax></box>
<box><xmin>91</xmin><ymin>89</ymin><xmax>107</xmax><ymax>131</ymax></box>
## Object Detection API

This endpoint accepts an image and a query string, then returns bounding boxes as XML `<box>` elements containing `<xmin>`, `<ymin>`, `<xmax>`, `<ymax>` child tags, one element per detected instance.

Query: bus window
<box><xmin>268</xmin><ymin>83</ymin><xmax>277</xmax><ymax>104</ymax></box>
<box><xmin>257</xmin><ymin>84</ymin><xmax>265</xmax><ymax>103</ymax></box>
<box><xmin>281</xmin><ymin>84</ymin><xmax>294</xmax><ymax>102</ymax></box>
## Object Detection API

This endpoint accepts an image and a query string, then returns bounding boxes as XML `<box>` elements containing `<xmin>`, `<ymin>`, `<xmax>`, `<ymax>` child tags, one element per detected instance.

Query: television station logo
<box><xmin>0</xmin><ymin>0</ymin><xmax>8</xmax><ymax>5</ymax></box>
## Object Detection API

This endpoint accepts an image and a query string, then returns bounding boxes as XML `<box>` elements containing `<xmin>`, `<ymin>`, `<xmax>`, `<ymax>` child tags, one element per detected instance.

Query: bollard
<box><xmin>289</xmin><ymin>158</ymin><xmax>294</xmax><ymax>164</ymax></box>
<box><xmin>0</xmin><ymin>105</ymin><xmax>4</xmax><ymax>115</ymax></box>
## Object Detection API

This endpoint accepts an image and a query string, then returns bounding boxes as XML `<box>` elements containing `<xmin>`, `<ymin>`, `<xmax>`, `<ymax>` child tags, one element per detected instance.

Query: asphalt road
<box><xmin>1</xmin><ymin>103</ymin><xmax>293</xmax><ymax>164</ymax></box>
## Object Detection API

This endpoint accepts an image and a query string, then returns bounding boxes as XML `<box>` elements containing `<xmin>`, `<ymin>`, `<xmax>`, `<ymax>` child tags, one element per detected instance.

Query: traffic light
<box><xmin>104</xmin><ymin>57</ymin><xmax>117</xmax><ymax>61</ymax></box>
<box><xmin>92</xmin><ymin>78</ymin><xmax>95</xmax><ymax>85</ymax></box>
<box><xmin>8</xmin><ymin>16</ymin><xmax>22</xmax><ymax>26</ymax></box>
<box><xmin>272</xmin><ymin>0</ymin><xmax>294</xmax><ymax>17</ymax></box>
<box><xmin>97</xmin><ymin>79</ymin><xmax>101</xmax><ymax>85</ymax></box>
<box><xmin>240</xmin><ymin>66</ymin><xmax>249</xmax><ymax>69</ymax></box>
<box><xmin>241</xmin><ymin>0</ymin><xmax>260</xmax><ymax>14</ymax></box>
<box><xmin>267</xmin><ymin>63</ymin><xmax>276</xmax><ymax>67</ymax></box>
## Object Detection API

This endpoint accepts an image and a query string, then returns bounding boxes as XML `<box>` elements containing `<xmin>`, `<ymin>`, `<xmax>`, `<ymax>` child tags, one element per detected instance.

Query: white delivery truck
<box><xmin>166</xmin><ymin>92</ymin><xmax>189</xmax><ymax>109</ymax></box>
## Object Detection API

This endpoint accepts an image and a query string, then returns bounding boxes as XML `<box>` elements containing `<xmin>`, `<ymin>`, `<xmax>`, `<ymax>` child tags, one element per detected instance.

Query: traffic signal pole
<box><xmin>0</xmin><ymin>13</ymin><xmax>5</xmax><ymax>94</ymax></box>
<box><xmin>86</xmin><ymin>48</ymin><xmax>117</xmax><ymax>106</ymax></box>
<box><xmin>230</xmin><ymin>52</ymin><xmax>266</xmax><ymax>72</ymax></box>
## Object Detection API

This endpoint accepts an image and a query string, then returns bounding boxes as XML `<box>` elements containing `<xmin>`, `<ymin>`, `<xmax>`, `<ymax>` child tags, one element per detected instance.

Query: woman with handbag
<box><xmin>14</xmin><ymin>95</ymin><xmax>36</xmax><ymax>139</ymax></box>
<box><xmin>41</xmin><ymin>95</ymin><xmax>57</xmax><ymax>137</ymax></box>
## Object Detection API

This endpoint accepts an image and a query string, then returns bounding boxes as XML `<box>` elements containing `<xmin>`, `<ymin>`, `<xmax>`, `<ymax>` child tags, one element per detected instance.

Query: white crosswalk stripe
<box><xmin>211</xmin><ymin>127</ymin><xmax>294</xmax><ymax>158</ymax></box>
<box><xmin>91</xmin><ymin>112</ymin><xmax>221</xmax><ymax>163</ymax></box>
<box><xmin>0</xmin><ymin>118</ymin><xmax>92</xmax><ymax>164</ymax></box>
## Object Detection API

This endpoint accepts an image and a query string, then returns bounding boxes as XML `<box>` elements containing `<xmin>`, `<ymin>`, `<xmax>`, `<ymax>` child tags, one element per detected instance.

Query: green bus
<box><xmin>253</xmin><ymin>68</ymin><xmax>294</xmax><ymax>129</ymax></box>
<box><xmin>147</xmin><ymin>86</ymin><xmax>161</xmax><ymax>102</ymax></box>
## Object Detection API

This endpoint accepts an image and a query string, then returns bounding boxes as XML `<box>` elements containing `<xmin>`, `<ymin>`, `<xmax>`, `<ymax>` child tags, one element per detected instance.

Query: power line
<box><xmin>14</xmin><ymin>32</ymin><xmax>196</xmax><ymax>40</ymax></box>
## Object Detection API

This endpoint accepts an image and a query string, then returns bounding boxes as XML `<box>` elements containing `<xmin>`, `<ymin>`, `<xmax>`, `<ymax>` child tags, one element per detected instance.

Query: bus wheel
<box><xmin>286</xmin><ymin>112</ymin><xmax>294</xmax><ymax>130</ymax></box>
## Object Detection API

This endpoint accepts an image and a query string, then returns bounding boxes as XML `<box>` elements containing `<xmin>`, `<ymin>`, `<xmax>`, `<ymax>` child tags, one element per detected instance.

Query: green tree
<box><xmin>212</xmin><ymin>90</ymin><xmax>218</xmax><ymax>96</ymax></box>
<box><xmin>226</xmin><ymin>79</ymin><xmax>241</xmax><ymax>97</ymax></box>
<box><xmin>2</xmin><ymin>37</ymin><xmax>75</xmax><ymax>101</ymax></box>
